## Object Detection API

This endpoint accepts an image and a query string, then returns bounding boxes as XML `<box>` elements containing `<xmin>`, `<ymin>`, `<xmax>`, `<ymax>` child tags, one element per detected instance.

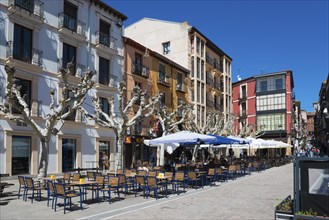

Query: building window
<box><xmin>196</xmin><ymin>37</ymin><xmax>200</xmax><ymax>54</ymax></box>
<box><xmin>197</xmin><ymin>105</ymin><xmax>200</xmax><ymax>125</ymax></box>
<box><xmin>275</xmin><ymin>78</ymin><xmax>283</xmax><ymax>90</ymax></box>
<box><xmin>162</xmin><ymin>42</ymin><xmax>170</xmax><ymax>54</ymax></box>
<box><xmin>257</xmin><ymin>113</ymin><xmax>285</xmax><ymax>131</ymax></box>
<box><xmin>191</xmin><ymin>58</ymin><xmax>194</xmax><ymax>77</ymax></box>
<box><xmin>99</xmin><ymin>57</ymin><xmax>110</xmax><ymax>85</ymax></box>
<box><xmin>62</xmin><ymin>42</ymin><xmax>76</xmax><ymax>74</ymax></box>
<box><xmin>201</xmin><ymin>60</ymin><xmax>204</xmax><ymax>80</ymax></box>
<box><xmin>160</xmin><ymin>92</ymin><xmax>166</xmax><ymax>108</ymax></box>
<box><xmin>257</xmin><ymin>75</ymin><xmax>285</xmax><ymax>92</ymax></box>
<box><xmin>99</xmin><ymin>19</ymin><xmax>110</xmax><ymax>46</ymax></box>
<box><xmin>62</xmin><ymin>138</ymin><xmax>76</xmax><ymax>172</ymax></box>
<box><xmin>134</xmin><ymin>53</ymin><xmax>142</xmax><ymax>75</ymax></box>
<box><xmin>159</xmin><ymin>63</ymin><xmax>166</xmax><ymax>82</ymax></box>
<box><xmin>260</xmin><ymin>80</ymin><xmax>267</xmax><ymax>92</ymax></box>
<box><xmin>257</xmin><ymin>93</ymin><xmax>286</xmax><ymax>111</ymax></box>
<box><xmin>15</xmin><ymin>0</ymin><xmax>35</xmax><ymax>13</ymax></box>
<box><xmin>64</xmin><ymin>1</ymin><xmax>77</xmax><ymax>31</ymax></box>
<box><xmin>12</xmin><ymin>78</ymin><xmax>32</xmax><ymax>114</ymax></box>
<box><xmin>197</xmin><ymin>58</ymin><xmax>200</xmax><ymax>78</ymax></box>
<box><xmin>201</xmin><ymin>83</ymin><xmax>204</xmax><ymax>104</ymax></box>
<box><xmin>13</xmin><ymin>23</ymin><xmax>32</xmax><ymax>63</ymax></box>
<box><xmin>99</xmin><ymin>97</ymin><xmax>109</xmax><ymax>121</ymax></box>
<box><xmin>176</xmin><ymin>72</ymin><xmax>183</xmax><ymax>90</ymax></box>
<box><xmin>241</xmin><ymin>85</ymin><xmax>247</xmax><ymax>98</ymax></box>
<box><xmin>197</xmin><ymin>81</ymin><xmax>200</xmax><ymax>103</ymax></box>
<box><xmin>63</xmin><ymin>90</ymin><xmax>76</xmax><ymax>121</ymax></box>
<box><xmin>201</xmin><ymin>41</ymin><xmax>204</xmax><ymax>57</ymax></box>
<box><xmin>12</xmin><ymin>136</ymin><xmax>31</xmax><ymax>175</ymax></box>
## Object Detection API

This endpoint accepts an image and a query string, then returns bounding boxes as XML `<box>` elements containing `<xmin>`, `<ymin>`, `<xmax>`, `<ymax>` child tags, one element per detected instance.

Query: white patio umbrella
<box><xmin>146</xmin><ymin>131</ymin><xmax>216</xmax><ymax>145</ymax></box>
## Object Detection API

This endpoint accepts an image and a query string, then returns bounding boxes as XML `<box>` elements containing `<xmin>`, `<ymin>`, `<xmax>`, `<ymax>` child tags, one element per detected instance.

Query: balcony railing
<box><xmin>95</xmin><ymin>31</ymin><xmax>117</xmax><ymax>51</ymax></box>
<box><xmin>176</xmin><ymin>84</ymin><xmax>185</xmax><ymax>92</ymax></box>
<box><xmin>206</xmin><ymin>54</ymin><xmax>214</xmax><ymax>65</ymax></box>
<box><xmin>9</xmin><ymin>0</ymin><xmax>44</xmax><ymax>17</ymax></box>
<box><xmin>57</xmin><ymin>58</ymin><xmax>85</xmax><ymax>77</ymax></box>
<box><xmin>58</xmin><ymin>12</ymin><xmax>86</xmax><ymax>36</ymax></box>
<box><xmin>158</xmin><ymin>73</ymin><xmax>170</xmax><ymax>86</ymax></box>
<box><xmin>6</xmin><ymin>41</ymin><xmax>43</xmax><ymax>67</ymax></box>
<box><xmin>131</xmin><ymin>63</ymin><xmax>150</xmax><ymax>78</ymax></box>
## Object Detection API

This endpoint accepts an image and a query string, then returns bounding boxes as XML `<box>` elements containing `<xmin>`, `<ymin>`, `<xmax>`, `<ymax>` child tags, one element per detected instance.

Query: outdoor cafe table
<box><xmin>156</xmin><ymin>175</ymin><xmax>171</xmax><ymax>197</ymax></box>
<box><xmin>41</xmin><ymin>176</ymin><xmax>64</xmax><ymax>181</ymax></box>
<box><xmin>69</xmin><ymin>180</ymin><xmax>96</xmax><ymax>202</ymax></box>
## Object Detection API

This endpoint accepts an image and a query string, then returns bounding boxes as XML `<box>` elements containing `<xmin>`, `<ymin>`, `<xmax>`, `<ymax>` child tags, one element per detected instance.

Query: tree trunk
<box><xmin>37</xmin><ymin>139</ymin><xmax>49</xmax><ymax>179</ymax></box>
<box><xmin>116</xmin><ymin>136</ymin><xmax>123</xmax><ymax>171</ymax></box>
<box><xmin>192</xmin><ymin>145</ymin><xmax>199</xmax><ymax>163</ymax></box>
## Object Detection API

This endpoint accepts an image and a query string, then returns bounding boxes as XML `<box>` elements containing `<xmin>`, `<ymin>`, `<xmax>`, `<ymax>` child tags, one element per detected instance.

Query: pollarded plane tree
<box><xmin>0</xmin><ymin>64</ymin><xmax>94</xmax><ymax>178</ymax></box>
<box><xmin>155</xmin><ymin>98</ymin><xmax>194</xmax><ymax>136</ymax></box>
<box><xmin>79</xmin><ymin>83</ymin><xmax>161</xmax><ymax>171</ymax></box>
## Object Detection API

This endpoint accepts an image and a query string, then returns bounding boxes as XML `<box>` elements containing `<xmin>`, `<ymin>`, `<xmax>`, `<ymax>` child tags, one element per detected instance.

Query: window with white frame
<box><xmin>257</xmin><ymin>113</ymin><xmax>285</xmax><ymax>131</ymax></box>
<box><xmin>256</xmin><ymin>93</ymin><xmax>286</xmax><ymax>111</ymax></box>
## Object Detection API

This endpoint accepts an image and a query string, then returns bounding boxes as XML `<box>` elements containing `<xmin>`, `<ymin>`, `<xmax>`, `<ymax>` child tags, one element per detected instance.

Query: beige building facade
<box><xmin>125</xmin><ymin>18</ymin><xmax>232</xmax><ymax>127</ymax></box>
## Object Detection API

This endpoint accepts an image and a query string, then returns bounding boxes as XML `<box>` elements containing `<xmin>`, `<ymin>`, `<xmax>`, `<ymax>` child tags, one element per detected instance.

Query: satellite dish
<box><xmin>237</xmin><ymin>74</ymin><xmax>241</xmax><ymax>81</ymax></box>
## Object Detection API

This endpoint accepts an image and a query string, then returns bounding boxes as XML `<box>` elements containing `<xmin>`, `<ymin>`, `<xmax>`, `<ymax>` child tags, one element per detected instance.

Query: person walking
<box><xmin>100</xmin><ymin>151</ymin><xmax>109</xmax><ymax>170</ymax></box>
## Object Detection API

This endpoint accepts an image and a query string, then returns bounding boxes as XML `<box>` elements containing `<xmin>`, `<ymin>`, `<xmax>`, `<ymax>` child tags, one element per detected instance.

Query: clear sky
<box><xmin>107</xmin><ymin>0</ymin><xmax>329</xmax><ymax>112</ymax></box>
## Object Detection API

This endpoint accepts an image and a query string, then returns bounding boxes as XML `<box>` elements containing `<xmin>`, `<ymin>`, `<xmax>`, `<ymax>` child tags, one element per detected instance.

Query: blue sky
<box><xmin>107</xmin><ymin>0</ymin><xmax>329</xmax><ymax>112</ymax></box>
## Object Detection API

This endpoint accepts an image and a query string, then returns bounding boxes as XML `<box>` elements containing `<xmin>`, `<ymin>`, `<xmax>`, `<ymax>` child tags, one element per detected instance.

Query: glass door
<box><xmin>62</xmin><ymin>139</ymin><xmax>76</xmax><ymax>172</ymax></box>
<box><xmin>12</xmin><ymin>136</ymin><xmax>31</xmax><ymax>175</ymax></box>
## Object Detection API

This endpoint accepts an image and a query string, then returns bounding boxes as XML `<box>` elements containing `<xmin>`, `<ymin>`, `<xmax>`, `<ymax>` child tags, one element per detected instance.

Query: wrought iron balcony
<box><xmin>6</xmin><ymin>41</ymin><xmax>43</xmax><ymax>67</ymax></box>
<box><xmin>131</xmin><ymin>63</ymin><xmax>149</xmax><ymax>78</ymax></box>
<box><xmin>157</xmin><ymin>73</ymin><xmax>170</xmax><ymax>86</ymax></box>
<box><xmin>58</xmin><ymin>12</ymin><xmax>86</xmax><ymax>37</ymax></box>
<box><xmin>176</xmin><ymin>83</ymin><xmax>185</xmax><ymax>92</ymax></box>
<box><xmin>95</xmin><ymin>31</ymin><xmax>117</xmax><ymax>51</ymax></box>
<box><xmin>8</xmin><ymin>0</ymin><xmax>44</xmax><ymax>18</ymax></box>
<box><xmin>57</xmin><ymin>58</ymin><xmax>85</xmax><ymax>77</ymax></box>
<box><xmin>206</xmin><ymin>54</ymin><xmax>214</xmax><ymax>65</ymax></box>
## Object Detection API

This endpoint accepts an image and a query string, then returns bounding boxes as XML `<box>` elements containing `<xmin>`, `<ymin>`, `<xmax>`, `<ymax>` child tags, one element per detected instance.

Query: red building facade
<box><xmin>232</xmin><ymin>71</ymin><xmax>295</xmax><ymax>144</ymax></box>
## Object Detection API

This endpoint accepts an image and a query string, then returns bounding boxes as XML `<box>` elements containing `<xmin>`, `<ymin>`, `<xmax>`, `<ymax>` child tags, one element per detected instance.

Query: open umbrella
<box><xmin>146</xmin><ymin>131</ymin><xmax>216</xmax><ymax>145</ymax></box>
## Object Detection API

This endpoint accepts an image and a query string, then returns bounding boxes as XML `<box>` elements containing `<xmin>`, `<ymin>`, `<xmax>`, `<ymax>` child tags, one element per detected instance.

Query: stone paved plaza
<box><xmin>0</xmin><ymin>163</ymin><xmax>293</xmax><ymax>220</ymax></box>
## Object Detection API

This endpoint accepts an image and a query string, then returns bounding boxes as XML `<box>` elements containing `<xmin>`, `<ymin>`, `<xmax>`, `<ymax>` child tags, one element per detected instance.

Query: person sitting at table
<box><xmin>220</xmin><ymin>155</ymin><xmax>228</xmax><ymax>167</ymax></box>
<box><xmin>137</xmin><ymin>160</ymin><xmax>149</xmax><ymax>173</ymax></box>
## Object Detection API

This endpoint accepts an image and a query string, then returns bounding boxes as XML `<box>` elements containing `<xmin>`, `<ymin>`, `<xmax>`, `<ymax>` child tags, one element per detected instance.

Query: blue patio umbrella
<box><xmin>204</xmin><ymin>134</ymin><xmax>242</xmax><ymax>145</ymax></box>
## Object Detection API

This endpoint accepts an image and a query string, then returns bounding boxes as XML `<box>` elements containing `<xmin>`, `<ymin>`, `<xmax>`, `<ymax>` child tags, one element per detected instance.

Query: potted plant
<box><xmin>295</xmin><ymin>209</ymin><xmax>328</xmax><ymax>220</ymax></box>
<box><xmin>275</xmin><ymin>195</ymin><xmax>294</xmax><ymax>219</ymax></box>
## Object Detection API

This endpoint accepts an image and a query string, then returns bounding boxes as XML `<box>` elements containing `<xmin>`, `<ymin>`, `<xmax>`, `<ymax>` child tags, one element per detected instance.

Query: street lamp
<box><xmin>278</xmin><ymin>125</ymin><xmax>282</xmax><ymax>142</ymax></box>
